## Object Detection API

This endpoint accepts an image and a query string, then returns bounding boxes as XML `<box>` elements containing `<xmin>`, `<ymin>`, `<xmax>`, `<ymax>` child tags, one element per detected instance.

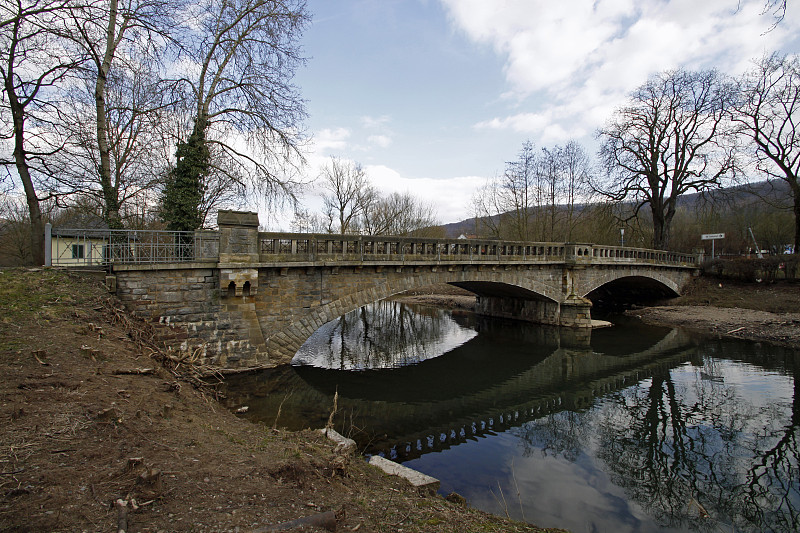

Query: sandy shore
<box><xmin>626</xmin><ymin>305</ymin><xmax>800</xmax><ymax>348</ymax></box>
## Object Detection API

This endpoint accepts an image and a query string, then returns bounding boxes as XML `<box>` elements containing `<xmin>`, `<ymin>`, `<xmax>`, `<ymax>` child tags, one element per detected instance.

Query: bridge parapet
<box><xmin>255</xmin><ymin>233</ymin><xmax>699</xmax><ymax>267</ymax></box>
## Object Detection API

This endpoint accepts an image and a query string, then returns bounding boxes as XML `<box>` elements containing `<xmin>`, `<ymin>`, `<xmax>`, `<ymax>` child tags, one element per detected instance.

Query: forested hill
<box><xmin>439</xmin><ymin>180</ymin><xmax>792</xmax><ymax>240</ymax></box>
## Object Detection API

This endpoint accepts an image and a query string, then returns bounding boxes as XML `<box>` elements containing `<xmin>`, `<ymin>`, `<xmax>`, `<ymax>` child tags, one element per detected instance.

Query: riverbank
<box><xmin>626</xmin><ymin>277</ymin><xmax>800</xmax><ymax>348</ymax></box>
<box><xmin>396</xmin><ymin>278</ymin><xmax>800</xmax><ymax>349</ymax></box>
<box><xmin>0</xmin><ymin>268</ymin><xmax>563</xmax><ymax>532</ymax></box>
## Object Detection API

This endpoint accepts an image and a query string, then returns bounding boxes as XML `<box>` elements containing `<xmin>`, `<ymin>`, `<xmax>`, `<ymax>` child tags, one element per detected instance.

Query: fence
<box><xmin>44</xmin><ymin>224</ymin><xmax>700</xmax><ymax>268</ymax></box>
<box><xmin>45</xmin><ymin>224</ymin><xmax>219</xmax><ymax>267</ymax></box>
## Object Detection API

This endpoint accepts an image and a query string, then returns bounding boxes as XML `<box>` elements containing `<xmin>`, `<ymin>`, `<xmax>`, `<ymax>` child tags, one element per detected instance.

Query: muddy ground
<box><xmin>0</xmin><ymin>269</ymin><xmax>563</xmax><ymax>533</ymax></box>
<box><xmin>627</xmin><ymin>276</ymin><xmax>800</xmax><ymax>347</ymax></box>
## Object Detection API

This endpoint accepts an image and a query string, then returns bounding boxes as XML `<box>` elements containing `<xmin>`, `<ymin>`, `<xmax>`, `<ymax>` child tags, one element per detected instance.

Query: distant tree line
<box><xmin>472</xmin><ymin>55</ymin><xmax>800</xmax><ymax>255</ymax></box>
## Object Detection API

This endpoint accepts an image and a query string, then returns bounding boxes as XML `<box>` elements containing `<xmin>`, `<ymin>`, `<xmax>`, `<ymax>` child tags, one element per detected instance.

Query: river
<box><xmin>220</xmin><ymin>300</ymin><xmax>799</xmax><ymax>533</ymax></box>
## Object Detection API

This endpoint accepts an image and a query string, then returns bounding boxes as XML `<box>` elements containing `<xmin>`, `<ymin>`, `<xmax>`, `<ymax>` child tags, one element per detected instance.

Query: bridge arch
<box><xmin>577</xmin><ymin>270</ymin><xmax>684</xmax><ymax>299</ymax></box>
<box><xmin>266</xmin><ymin>267</ymin><xmax>564</xmax><ymax>364</ymax></box>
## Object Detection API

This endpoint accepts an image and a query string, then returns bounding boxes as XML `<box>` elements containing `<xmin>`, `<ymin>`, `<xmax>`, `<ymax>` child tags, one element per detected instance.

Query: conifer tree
<box><xmin>161</xmin><ymin>119</ymin><xmax>208</xmax><ymax>231</ymax></box>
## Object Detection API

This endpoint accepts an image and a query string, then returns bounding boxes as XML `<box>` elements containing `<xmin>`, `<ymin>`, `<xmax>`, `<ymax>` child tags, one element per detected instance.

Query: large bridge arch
<box><xmin>265</xmin><ymin>265</ymin><xmax>565</xmax><ymax>365</ymax></box>
<box><xmin>576</xmin><ymin>268</ymin><xmax>692</xmax><ymax>299</ymax></box>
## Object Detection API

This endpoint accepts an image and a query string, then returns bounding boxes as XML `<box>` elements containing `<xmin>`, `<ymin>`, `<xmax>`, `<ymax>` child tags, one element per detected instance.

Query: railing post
<box><xmin>44</xmin><ymin>223</ymin><xmax>52</xmax><ymax>266</ymax></box>
<box><xmin>217</xmin><ymin>210</ymin><xmax>260</xmax><ymax>297</ymax></box>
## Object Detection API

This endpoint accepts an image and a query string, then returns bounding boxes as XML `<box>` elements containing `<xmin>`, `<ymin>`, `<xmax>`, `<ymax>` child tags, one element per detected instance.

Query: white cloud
<box><xmin>361</xmin><ymin>115</ymin><xmax>391</xmax><ymax>129</ymax></box>
<box><xmin>367</xmin><ymin>134</ymin><xmax>392</xmax><ymax>148</ymax></box>
<box><xmin>366</xmin><ymin>165</ymin><xmax>486</xmax><ymax>224</ymax></box>
<box><xmin>313</xmin><ymin>127</ymin><xmax>351</xmax><ymax>152</ymax></box>
<box><xmin>443</xmin><ymin>0</ymin><xmax>800</xmax><ymax>141</ymax></box>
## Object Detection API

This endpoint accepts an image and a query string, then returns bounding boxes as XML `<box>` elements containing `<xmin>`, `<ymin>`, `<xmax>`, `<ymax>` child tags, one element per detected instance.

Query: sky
<box><xmin>265</xmin><ymin>0</ymin><xmax>800</xmax><ymax>229</ymax></box>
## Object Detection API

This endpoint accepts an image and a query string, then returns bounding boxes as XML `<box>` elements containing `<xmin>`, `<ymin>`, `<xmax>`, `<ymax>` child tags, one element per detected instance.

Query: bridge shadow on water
<box><xmin>220</xmin><ymin>305</ymin><xmax>800</xmax><ymax>531</ymax></box>
<box><xmin>220</xmin><ymin>308</ymin><xmax>702</xmax><ymax>460</ymax></box>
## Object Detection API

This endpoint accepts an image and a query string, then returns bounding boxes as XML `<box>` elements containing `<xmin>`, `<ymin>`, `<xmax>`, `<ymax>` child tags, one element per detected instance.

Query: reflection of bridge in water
<box><xmin>221</xmin><ymin>319</ymin><xmax>701</xmax><ymax>460</ymax></box>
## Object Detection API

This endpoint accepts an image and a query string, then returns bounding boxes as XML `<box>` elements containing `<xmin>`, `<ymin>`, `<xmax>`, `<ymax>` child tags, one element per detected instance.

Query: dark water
<box><xmin>221</xmin><ymin>301</ymin><xmax>800</xmax><ymax>533</ymax></box>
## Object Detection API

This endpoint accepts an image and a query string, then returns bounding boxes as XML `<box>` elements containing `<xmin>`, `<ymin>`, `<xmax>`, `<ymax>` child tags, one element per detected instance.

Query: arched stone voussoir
<box><xmin>576</xmin><ymin>269</ymin><xmax>686</xmax><ymax>298</ymax></box>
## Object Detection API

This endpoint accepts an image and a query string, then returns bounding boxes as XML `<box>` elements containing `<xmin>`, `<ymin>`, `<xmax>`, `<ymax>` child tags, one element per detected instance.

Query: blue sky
<box><xmin>271</xmin><ymin>0</ymin><xmax>800</xmax><ymax>228</ymax></box>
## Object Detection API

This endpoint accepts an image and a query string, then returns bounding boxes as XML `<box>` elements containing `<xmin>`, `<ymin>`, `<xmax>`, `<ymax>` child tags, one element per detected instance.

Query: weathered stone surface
<box><xmin>368</xmin><ymin>455</ymin><xmax>440</xmax><ymax>493</ymax></box>
<box><xmin>112</xmin><ymin>246</ymin><xmax>696</xmax><ymax>370</ymax></box>
<box><xmin>217</xmin><ymin>210</ymin><xmax>259</xmax><ymax>227</ymax></box>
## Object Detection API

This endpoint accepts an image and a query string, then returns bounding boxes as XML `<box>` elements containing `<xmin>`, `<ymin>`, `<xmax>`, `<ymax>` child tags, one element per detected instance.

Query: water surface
<box><xmin>221</xmin><ymin>302</ymin><xmax>799</xmax><ymax>532</ymax></box>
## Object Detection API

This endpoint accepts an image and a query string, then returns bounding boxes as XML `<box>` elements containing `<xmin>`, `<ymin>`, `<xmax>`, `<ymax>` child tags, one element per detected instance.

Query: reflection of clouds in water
<box><xmin>292</xmin><ymin>301</ymin><xmax>477</xmax><ymax>370</ymax></box>
<box><xmin>409</xmin><ymin>431</ymin><xmax>668</xmax><ymax>533</ymax></box>
<box><xmin>408</xmin><ymin>355</ymin><xmax>797</xmax><ymax>532</ymax></box>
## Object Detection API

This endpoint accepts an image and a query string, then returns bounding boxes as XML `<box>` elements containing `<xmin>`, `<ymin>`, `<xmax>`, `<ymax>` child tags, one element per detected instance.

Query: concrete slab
<box><xmin>368</xmin><ymin>455</ymin><xmax>440</xmax><ymax>493</ymax></box>
<box><xmin>591</xmin><ymin>319</ymin><xmax>613</xmax><ymax>328</ymax></box>
<box><xmin>317</xmin><ymin>428</ymin><xmax>356</xmax><ymax>454</ymax></box>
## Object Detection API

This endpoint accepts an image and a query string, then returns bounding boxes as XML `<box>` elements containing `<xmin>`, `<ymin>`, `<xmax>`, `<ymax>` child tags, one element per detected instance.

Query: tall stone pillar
<box><xmin>218</xmin><ymin>210</ymin><xmax>259</xmax><ymax>295</ymax></box>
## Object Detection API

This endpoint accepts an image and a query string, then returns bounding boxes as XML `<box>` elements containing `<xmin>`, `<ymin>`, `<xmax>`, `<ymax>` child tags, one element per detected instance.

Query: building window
<box><xmin>72</xmin><ymin>244</ymin><xmax>85</xmax><ymax>259</ymax></box>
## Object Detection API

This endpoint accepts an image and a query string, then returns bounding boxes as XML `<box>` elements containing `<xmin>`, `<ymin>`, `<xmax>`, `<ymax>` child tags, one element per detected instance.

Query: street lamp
<box><xmin>620</xmin><ymin>228</ymin><xmax>625</xmax><ymax>247</ymax></box>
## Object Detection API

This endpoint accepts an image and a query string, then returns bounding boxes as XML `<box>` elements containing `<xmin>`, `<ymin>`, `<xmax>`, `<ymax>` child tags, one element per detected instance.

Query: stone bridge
<box><xmin>108</xmin><ymin>211</ymin><xmax>700</xmax><ymax>369</ymax></box>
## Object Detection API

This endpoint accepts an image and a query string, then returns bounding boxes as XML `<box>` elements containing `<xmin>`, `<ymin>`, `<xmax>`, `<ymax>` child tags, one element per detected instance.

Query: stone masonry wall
<box><xmin>113</xmin><ymin>266</ymin><xmax>265</xmax><ymax>368</ymax></box>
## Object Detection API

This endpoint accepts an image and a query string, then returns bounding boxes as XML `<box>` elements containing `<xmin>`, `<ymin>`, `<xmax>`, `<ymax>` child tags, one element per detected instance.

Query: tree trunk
<box><xmin>6</xmin><ymin>69</ymin><xmax>44</xmax><ymax>265</ymax></box>
<box><xmin>96</xmin><ymin>0</ymin><xmax>123</xmax><ymax>229</ymax></box>
<box><xmin>793</xmin><ymin>192</ymin><xmax>800</xmax><ymax>254</ymax></box>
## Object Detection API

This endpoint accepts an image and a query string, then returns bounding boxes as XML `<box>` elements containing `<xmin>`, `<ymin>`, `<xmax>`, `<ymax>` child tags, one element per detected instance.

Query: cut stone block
<box><xmin>368</xmin><ymin>455</ymin><xmax>440</xmax><ymax>493</ymax></box>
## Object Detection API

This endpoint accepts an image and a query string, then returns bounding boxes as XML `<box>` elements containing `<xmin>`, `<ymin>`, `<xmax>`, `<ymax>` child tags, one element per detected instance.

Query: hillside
<box><xmin>440</xmin><ymin>179</ymin><xmax>793</xmax><ymax>239</ymax></box>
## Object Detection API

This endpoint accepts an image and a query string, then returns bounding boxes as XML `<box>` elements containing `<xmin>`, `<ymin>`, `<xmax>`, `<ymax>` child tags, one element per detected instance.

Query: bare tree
<box><xmin>502</xmin><ymin>140</ymin><xmax>538</xmax><ymax>241</ymax></box>
<box><xmin>1</xmin><ymin>0</ymin><xmax>85</xmax><ymax>264</ymax></box>
<box><xmin>597</xmin><ymin>69</ymin><xmax>737</xmax><ymax>250</ymax></box>
<box><xmin>174</xmin><ymin>0</ymin><xmax>309</xmax><ymax>224</ymax></box>
<box><xmin>732</xmin><ymin>53</ymin><xmax>800</xmax><ymax>252</ymax></box>
<box><xmin>63</xmin><ymin>0</ymin><xmax>178</xmax><ymax>228</ymax></box>
<box><xmin>560</xmin><ymin>140</ymin><xmax>594</xmax><ymax>241</ymax></box>
<box><xmin>472</xmin><ymin>140</ymin><xmax>594</xmax><ymax>242</ymax></box>
<box><xmin>539</xmin><ymin>145</ymin><xmax>563</xmax><ymax>241</ymax></box>
<box><xmin>472</xmin><ymin>141</ymin><xmax>538</xmax><ymax>240</ymax></box>
<box><xmin>319</xmin><ymin>157</ymin><xmax>373</xmax><ymax>234</ymax></box>
<box><xmin>360</xmin><ymin>191</ymin><xmax>439</xmax><ymax>236</ymax></box>
<box><xmin>471</xmin><ymin>177</ymin><xmax>505</xmax><ymax>239</ymax></box>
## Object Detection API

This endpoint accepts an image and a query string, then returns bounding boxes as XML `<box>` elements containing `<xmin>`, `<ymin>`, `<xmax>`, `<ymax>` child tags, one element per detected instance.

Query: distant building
<box><xmin>50</xmin><ymin>215</ymin><xmax>110</xmax><ymax>267</ymax></box>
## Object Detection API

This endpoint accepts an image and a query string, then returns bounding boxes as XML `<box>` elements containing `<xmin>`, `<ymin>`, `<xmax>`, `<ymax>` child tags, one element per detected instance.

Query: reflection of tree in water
<box><xmin>511</xmin><ymin>410</ymin><xmax>589</xmax><ymax>463</ymax></box>
<box><xmin>740</xmin><ymin>355</ymin><xmax>799</xmax><ymax>531</ymax></box>
<box><xmin>294</xmin><ymin>300</ymin><xmax>476</xmax><ymax>370</ymax></box>
<box><xmin>593</xmin><ymin>359</ymin><xmax>798</xmax><ymax>532</ymax></box>
<box><xmin>505</xmin><ymin>354</ymin><xmax>798</xmax><ymax>532</ymax></box>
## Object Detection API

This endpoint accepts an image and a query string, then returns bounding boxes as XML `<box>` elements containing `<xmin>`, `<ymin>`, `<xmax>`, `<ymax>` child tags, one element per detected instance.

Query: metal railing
<box><xmin>44</xmin><ymin>224</ymin><xmax>699</xmax><ymax>268</ymax></box>
<box><xmin>47</xmin><ymin>226</ymin><xmax>219</xmax><ymax>266</ymax></box>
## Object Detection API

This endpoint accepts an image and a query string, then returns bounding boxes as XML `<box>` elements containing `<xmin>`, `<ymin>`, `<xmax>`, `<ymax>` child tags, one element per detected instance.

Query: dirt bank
<box><xmin>391</xmin><ymin>284</ymin><xmax>477</xmax><ymax>311</ymax></box>
<box><xmin>626</xmin><ymin>277</ymin><xmax>800</xmax><ymax>348</ymax></box>
<box><xmin>0</xmin><ymin>269</ymin><xmax>562</xmax><ymax>533</ymax></box>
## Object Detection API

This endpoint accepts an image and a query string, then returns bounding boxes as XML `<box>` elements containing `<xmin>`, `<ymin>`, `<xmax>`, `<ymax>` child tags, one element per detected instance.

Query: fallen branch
<box><xmin>31</xmin><ymin>350</ymin><xmax>49</xmax><ymax>366</ymax></box>
<box><xmin>252</xmin><ymin>510</ymin><xmax>337</xmax><ymax>532</ymax></box>
<box><xmin>115</xmin><ymin>499</ymin><xmax>129</xmax><ymax>533</ymax></box>
<box><xmin>112</xmin><ymin>368</ymin><xmax>155</xmax><ymax>376</ymax></box>
<box><xmin>727</xmin><ymin>326</ymin><xmax>745</xmax><ymax>334</ymax></box>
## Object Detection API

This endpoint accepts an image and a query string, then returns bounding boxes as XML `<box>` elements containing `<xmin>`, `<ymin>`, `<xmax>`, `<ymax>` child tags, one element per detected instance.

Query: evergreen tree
<box><xmin>161</xmin><ymin>119</ymin><xmax>209</xmax><ymax>231</ymax></box>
